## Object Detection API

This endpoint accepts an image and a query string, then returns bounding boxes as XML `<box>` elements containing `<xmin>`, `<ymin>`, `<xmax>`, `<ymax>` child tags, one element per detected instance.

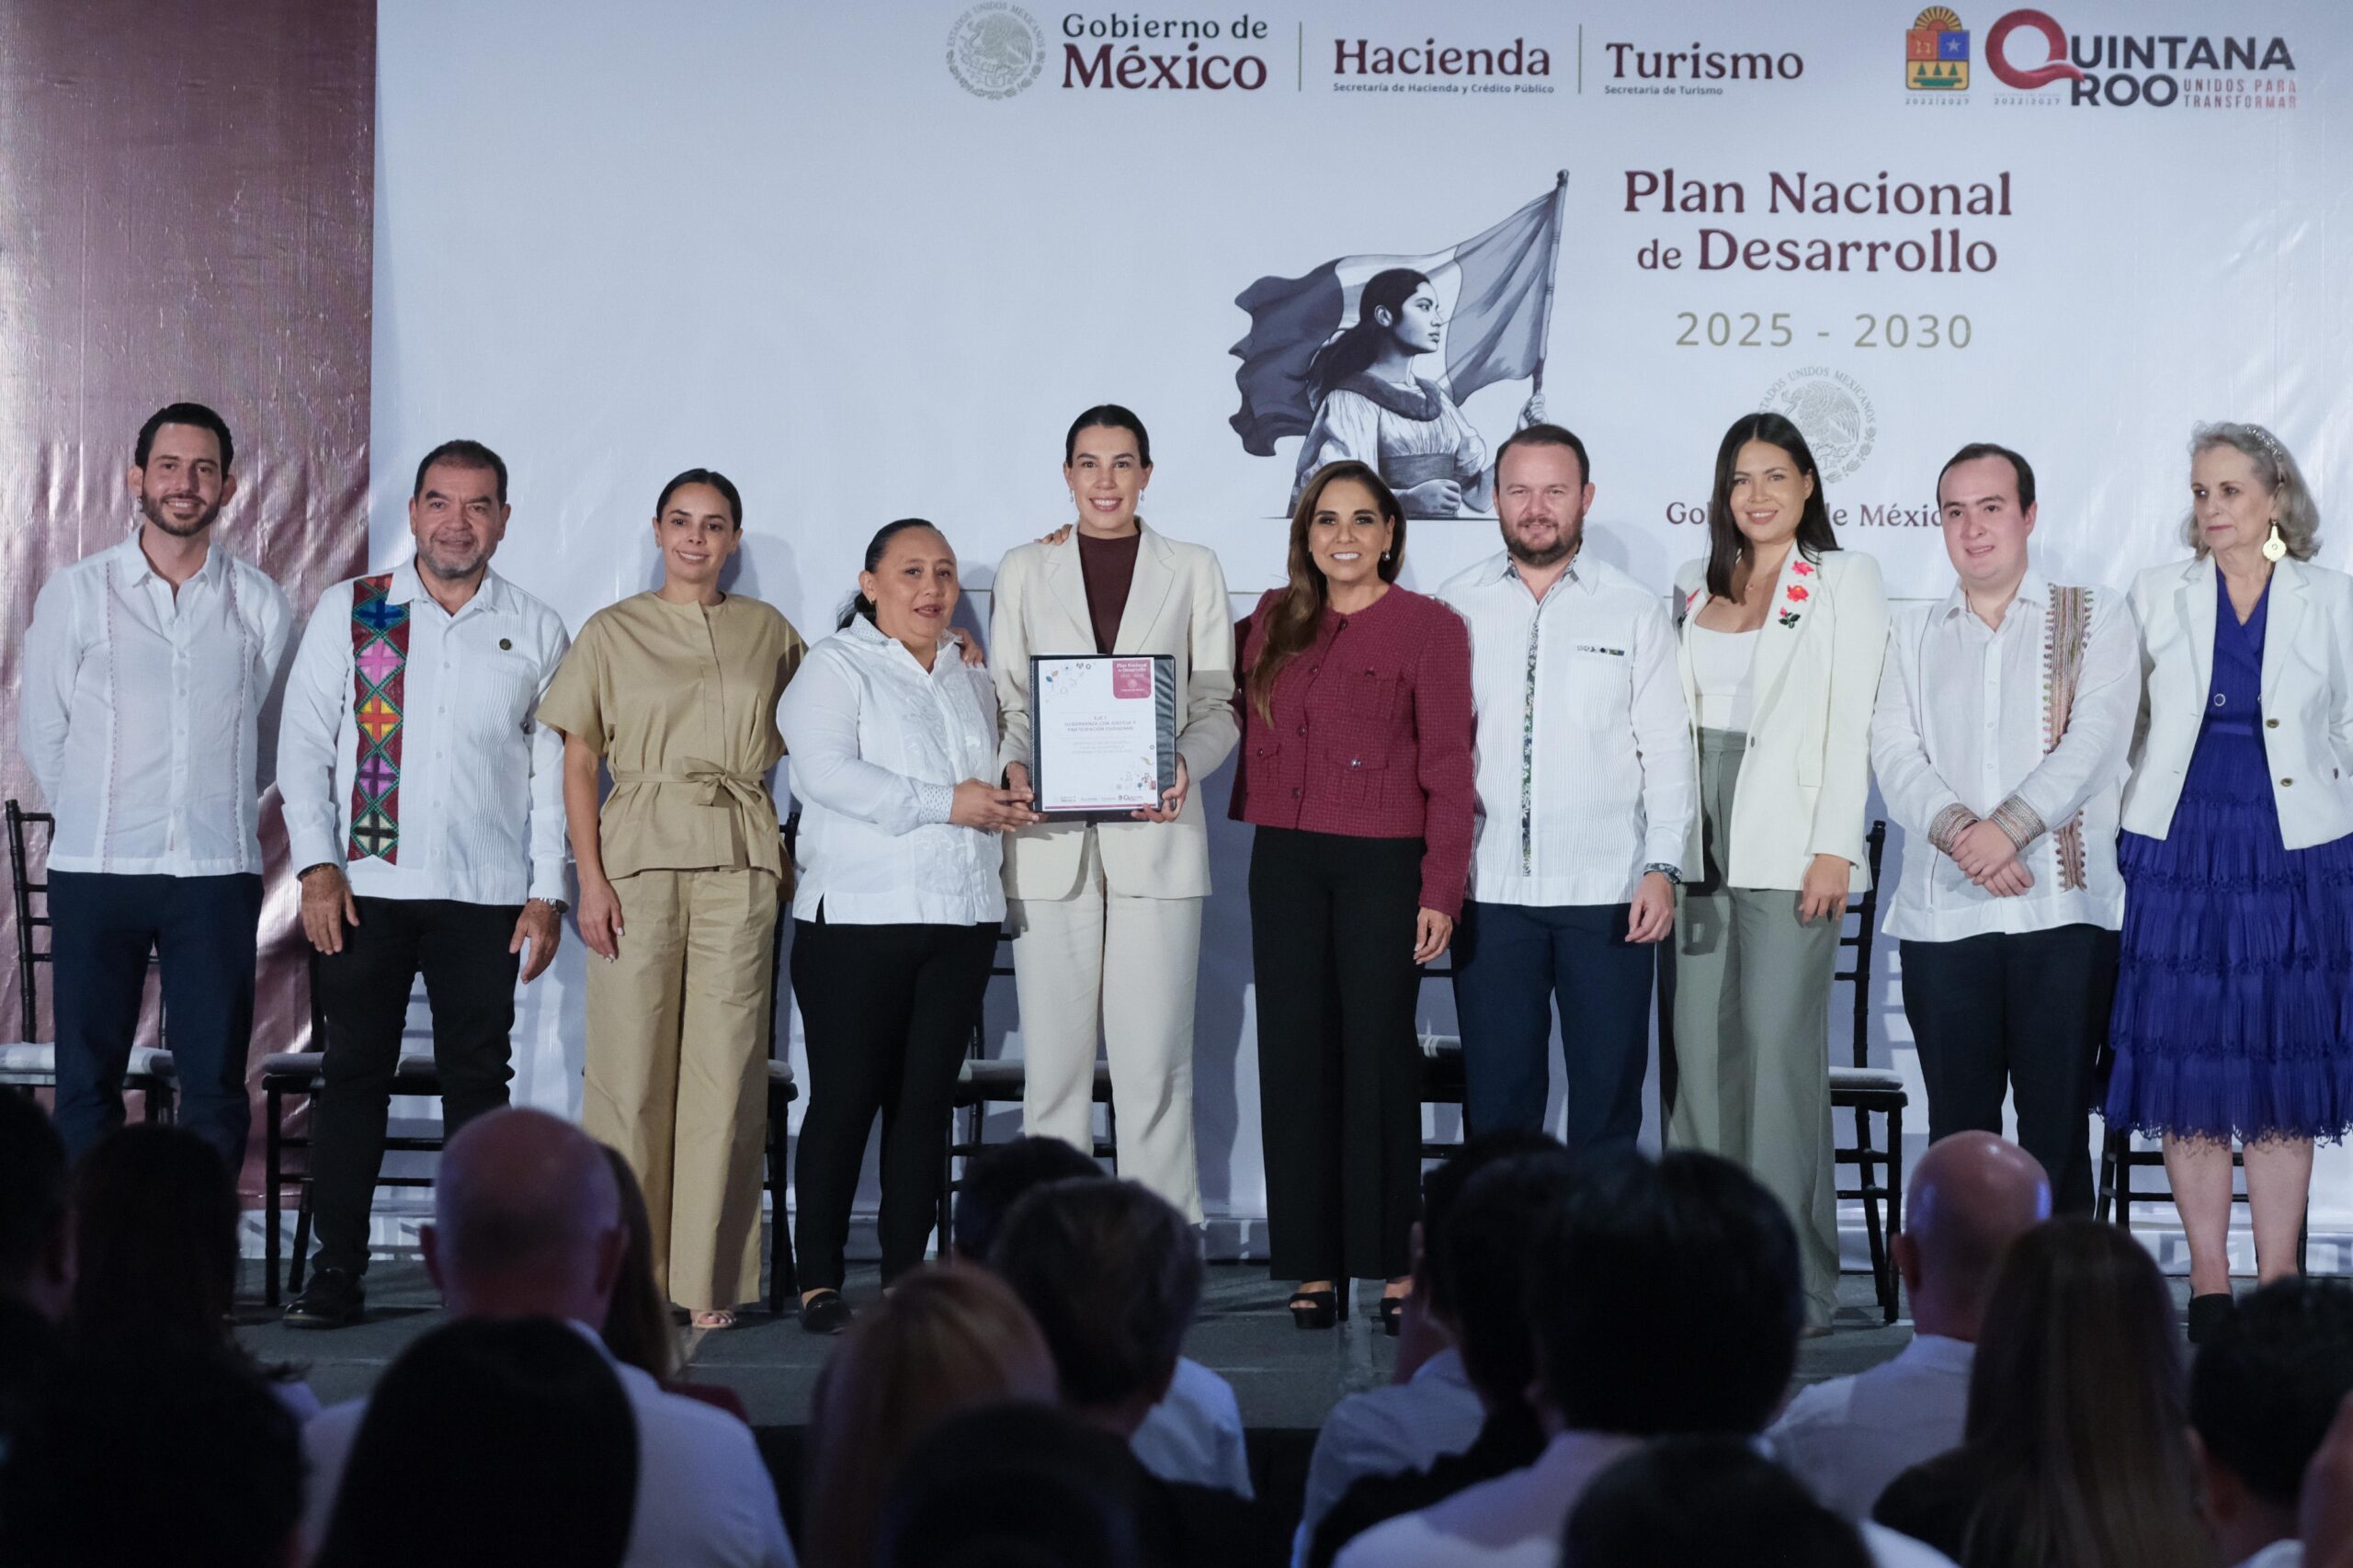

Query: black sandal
<box><xmin>1289</xmin><ymin>1288</ymin><xmax>1339</xmax><ymax>1330</ymax></box>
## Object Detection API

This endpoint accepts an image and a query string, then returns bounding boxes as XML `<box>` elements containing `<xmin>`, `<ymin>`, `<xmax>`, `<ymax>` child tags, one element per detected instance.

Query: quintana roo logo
<box><xmin>948</xmin><ymin>2</ymin><xmax>1046</xmax><ymax>99</ymax></box>
<box><xmin>1905</xmin><ymin>7</ymin><xmax>1971</xmax><ymax>91</ymax></box>
<box><xmin>1759</xmin><ymin>369</ymin><xmax>1879</xmax><ymax>483</ymax></box>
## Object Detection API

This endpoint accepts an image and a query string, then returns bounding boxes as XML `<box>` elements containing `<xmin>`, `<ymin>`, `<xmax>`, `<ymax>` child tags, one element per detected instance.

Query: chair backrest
<box><xmin>6</xmin><ymin>800</ymin><xmax>54</xmax><ymax>1041</ymax></box>
<box><xmin>1831</xmin><ymin>821</ymin><xmax>1889</xmax><ymax>1070</ymax></box>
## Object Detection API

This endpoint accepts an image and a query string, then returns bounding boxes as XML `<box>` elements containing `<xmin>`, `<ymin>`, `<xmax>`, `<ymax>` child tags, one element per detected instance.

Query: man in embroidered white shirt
<box><xmin>1437</xmin><ymin>426</ymin><xmax>1694</xmax><ymax>1149</ymax></box>
<box><xmin>276</xmin><ymin>439</ymin><xmax>572</xmax><ymax>1329</ymax></box>
<box><xmin>18</xmin><ymin>403</ymin><xmax>293</xmax><ymax>1164</ymax></box>
<box><xmin>1870</xmin><ymin>443</ymin><xmax>2139</xmax><ymax>1214</ymax></box>
<box><xmin>1770</xmin><ymin>1131</ymin><xmax>2050</xmax><ymax>1519</ymax></box>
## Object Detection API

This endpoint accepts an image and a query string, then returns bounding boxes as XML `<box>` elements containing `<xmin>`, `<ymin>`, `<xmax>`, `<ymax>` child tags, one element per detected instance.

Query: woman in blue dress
<box><xmin>2110</xmin><ymin>422</ymin><xmax>2353</xmax><ymax>1342</ymax></box>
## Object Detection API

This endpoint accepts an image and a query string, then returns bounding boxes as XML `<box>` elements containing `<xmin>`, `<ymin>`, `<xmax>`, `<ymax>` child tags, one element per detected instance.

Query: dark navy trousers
<box><xmin>1451</xmin><ymin>898</ymin><xmax>1654</xmax><ymax>1150</ymax></box>
<box><xmin>48</xmin><ymin>869</ymin><xmax>261</xmax><ymax>1165</ymax></box>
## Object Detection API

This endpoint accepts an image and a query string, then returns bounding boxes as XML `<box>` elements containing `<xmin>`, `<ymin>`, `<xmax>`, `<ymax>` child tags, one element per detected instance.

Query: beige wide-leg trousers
<box><xmin>1008</xmin><ymin>828</ymin><xmax>1205</xmax><ymax>1223</ymax></box>
<box><xmin>584</xmin><ymin>867</ymin><xmax>778</xmax><ymax>1312</ymax></box>
<box><xmin>1668</xmin><ymin>730</ymin><xmax>1842</xmax><ymax>1328</ymax></box>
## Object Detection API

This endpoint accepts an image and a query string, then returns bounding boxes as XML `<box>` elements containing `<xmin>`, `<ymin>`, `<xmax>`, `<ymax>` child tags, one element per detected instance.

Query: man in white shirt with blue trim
<box><xmin>276</xmin><ymin>439</ymin><xmax>572</xmax><ymax>1329</ymax></box>
<box><xmin>1870</xmin><ymin>442</ymin><xmax>2138</xmax><ymax>1213</ymax></box>
<box><xmin>1438</xmin><ymin>426</ymin><xmax>1694</xmax><ymax>1147</ymax></box>
<box><xmin>19</xmin><ymin>402</ymin><xmax>293</xmax><ymax>1165</ymax></box>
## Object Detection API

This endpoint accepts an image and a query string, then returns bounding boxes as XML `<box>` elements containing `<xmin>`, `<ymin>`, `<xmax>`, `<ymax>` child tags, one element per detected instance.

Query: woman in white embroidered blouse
<box><xmin>776</xmin><ymin>518</ymin><xmax>1038</xmax><ymax>1335</ymax></box>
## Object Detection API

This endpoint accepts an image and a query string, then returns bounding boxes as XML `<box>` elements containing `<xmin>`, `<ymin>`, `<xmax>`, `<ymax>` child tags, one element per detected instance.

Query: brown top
<box><xmin>536</xmin><ymin>591</ymin><xmax>805</xmax><ymax>882</ymax></box>
<box><xmin>1077</xmin><ymin>528</ymin><xmax>1141</xmax><ymax>654</ymax></box>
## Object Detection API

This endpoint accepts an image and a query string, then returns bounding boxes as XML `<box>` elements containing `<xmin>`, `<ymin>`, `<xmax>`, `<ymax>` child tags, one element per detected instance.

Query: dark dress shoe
<box><xmin>800</xmin><ymin>1290</ymin><xmax>854</xmax><ymax>1335</ymax></box>
<box><xmin>283</xmin><ymin>1267</ymin><xmax>366</xmax><ymax>1330</ymax></box>
<box><xmin>1289</xmin><ymin>1288</ymin><xmax>1339</xmax><ymax>1330</ymax></box>
<box><xmin>2187</xmin><ymin>1291</ymin><xmax>2236</xmax><ymax>1345</ymax></box>
<box><xmin>1379</xmin><ymin>1295</ymin><xmax>1407</xmax><ymax>1336</ymax></box>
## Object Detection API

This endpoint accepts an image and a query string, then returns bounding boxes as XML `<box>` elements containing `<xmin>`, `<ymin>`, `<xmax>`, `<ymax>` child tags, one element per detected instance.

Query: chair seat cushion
<box><xmin>261</xmin><ymin>1051</ymin><xmax>441</xmax><ymax>1089</ymax></box>
<box><xmin>957</xmin><ymin>1058</ymin><xmax>1112</xmax><ymax>1102</ymax></box>
<box><xmin>1828</xmin><ymin>1066</ymin><xmax>1906</xmax><ymax>1097</ymax></box>
<box><xmin>0</xmin><ymin>1042</ymin><xmax>174</xmax><ymax>1079</ymax></box>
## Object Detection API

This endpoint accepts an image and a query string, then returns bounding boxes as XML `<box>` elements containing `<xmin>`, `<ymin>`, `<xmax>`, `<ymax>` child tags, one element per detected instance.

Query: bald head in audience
<box><xmin>419</xmin><ymin>1108</ymin><xmax>628</xmax><ymax>1324</ymax></box>
<box><xmin>1893</xmin><ymin>1131</ymin><xmax>2051</xmax><ymax>1341</ymax></box>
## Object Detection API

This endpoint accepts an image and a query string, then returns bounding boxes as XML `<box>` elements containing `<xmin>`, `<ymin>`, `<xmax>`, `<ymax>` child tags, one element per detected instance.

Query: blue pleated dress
<box><xmin>2106</xmin><ymin>570</ymin><xmax>2353</xmax><ymax>1142</ymax></box>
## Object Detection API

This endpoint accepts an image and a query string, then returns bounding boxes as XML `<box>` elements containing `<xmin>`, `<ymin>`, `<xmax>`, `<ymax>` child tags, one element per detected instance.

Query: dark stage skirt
<box><xmin>2106</xmin><ymin>719</ymin><xmax>2353</xmax><ymax>1142</ymax></box>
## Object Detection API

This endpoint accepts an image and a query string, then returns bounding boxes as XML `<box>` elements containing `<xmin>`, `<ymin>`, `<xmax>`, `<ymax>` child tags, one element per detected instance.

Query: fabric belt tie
<box><xmin>609</xmin><ymin>760</ymin><xmax>770</xmax><ymax>818</ymax></box>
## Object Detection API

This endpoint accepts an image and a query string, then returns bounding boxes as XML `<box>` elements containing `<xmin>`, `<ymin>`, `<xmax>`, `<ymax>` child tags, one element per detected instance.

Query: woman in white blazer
<box><xmin>990</xmin><ymin>405</ymin><xmax>1240</xmax><ymax>1222</ymax></box>
<box><xmin>2108</xmin><ymin>422</ymin><xmax>2353</xmax><ymax>1342</ymax></box>
<box><xmin>1670</xmin><ymin>411</ymin><xmax>1889</xmax><ymax>1331</ymax></box>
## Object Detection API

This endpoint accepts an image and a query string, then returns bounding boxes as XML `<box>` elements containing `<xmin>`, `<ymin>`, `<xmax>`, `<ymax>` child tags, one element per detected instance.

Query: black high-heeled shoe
<box><xmin>1289</xmin><ymin>1288</ymin><xmax>1339</xmax><ymax>1330</ymax></box>
<box><xmin>2187</xmin><ymin>1291</ymin><xmax>2235</xmax><ymax>1346</ymax></box>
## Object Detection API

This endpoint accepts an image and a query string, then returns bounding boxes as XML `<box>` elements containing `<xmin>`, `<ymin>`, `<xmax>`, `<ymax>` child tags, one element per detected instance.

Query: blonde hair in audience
<box><xmin>802</xmin><ymin>1264</ymin><xmax>1059</xmax><ymax>1568</ymax></box>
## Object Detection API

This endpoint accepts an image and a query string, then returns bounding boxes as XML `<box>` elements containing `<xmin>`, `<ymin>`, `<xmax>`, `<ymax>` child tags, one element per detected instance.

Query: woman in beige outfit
<box><xmin>540</xmin><ymin>468</ymin><xmax>805</xmax><ymax>1326</ymax></box>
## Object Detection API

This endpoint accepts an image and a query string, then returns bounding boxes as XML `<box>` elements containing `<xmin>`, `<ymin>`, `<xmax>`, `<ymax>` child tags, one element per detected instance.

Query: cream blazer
<box><xmin>2120</xmin><ymin>554</ymin><xmax>2353</xmax><ymax>850</ymax></box>
<box><xmin>989</xmin><ymin>523</ymin><xmax>1240</xmax><ymax>899</ymax></box>
<box><xmin>1674</xmin><ymin>548</ymin><xmax>1889</xmax><ymax>892</ymax></box>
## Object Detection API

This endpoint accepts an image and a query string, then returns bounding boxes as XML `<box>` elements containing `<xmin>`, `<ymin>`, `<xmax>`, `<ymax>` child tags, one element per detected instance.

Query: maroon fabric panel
<box><xmin>0</xmin><ymin>0</ymin><xmax>374</xmax><ymax>1188</ymax></box>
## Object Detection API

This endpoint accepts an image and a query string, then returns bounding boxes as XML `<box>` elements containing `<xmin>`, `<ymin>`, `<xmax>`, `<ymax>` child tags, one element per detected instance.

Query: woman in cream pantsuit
<box><xmin>992</xmin><ymin>406</ymin><xmax>1239</xmax><ymax>1221</ymax></box>
<box><xmin>1669</xmin><ymin>412</ymin><xmax>1889</xmax><ymax>1330</ymax></box>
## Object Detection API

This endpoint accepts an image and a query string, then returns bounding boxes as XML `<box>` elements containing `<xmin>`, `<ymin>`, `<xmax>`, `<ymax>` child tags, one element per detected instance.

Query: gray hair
<box><xmin>2184</xmin><ymin>422</ymin><xmax>2322</xmax><ymax>561</ymax></box>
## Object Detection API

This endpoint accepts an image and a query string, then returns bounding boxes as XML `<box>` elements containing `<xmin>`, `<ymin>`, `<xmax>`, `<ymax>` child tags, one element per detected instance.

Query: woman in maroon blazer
<box><xmin>1234</xmin><ymin>459</ymin><xmax>1475</xmax><ymax>1332</ymax></box>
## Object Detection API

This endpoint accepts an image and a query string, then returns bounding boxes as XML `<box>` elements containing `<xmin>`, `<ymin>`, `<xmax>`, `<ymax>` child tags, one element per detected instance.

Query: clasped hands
<box><xmin>1948</xmin><ymin>817</ymin><xmax>2033</xmax><ymax>897</ymax></box>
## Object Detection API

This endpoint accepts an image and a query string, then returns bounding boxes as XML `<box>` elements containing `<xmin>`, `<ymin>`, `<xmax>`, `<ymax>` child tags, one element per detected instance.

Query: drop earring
<box><xmin>2263</xmin><ymin>520</ymin><xmax>2289</xmax><ymax>562</ymax></box>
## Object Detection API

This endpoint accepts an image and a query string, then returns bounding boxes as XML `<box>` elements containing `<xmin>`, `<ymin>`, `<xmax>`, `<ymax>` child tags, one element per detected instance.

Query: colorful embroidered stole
<box><xmin>347</xmin><ymin>574</ymin><xmax>411</xmax><ymax>863</ymax></box>
<box><xmin>2040</xmin><ymin>585</ymin><xmax>2094</xmax><ymax>892</ymax></box>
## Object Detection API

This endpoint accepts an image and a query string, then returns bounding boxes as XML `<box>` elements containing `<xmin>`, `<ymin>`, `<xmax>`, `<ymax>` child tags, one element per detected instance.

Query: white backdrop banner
<box><xmin>373</xmin><ymin>0</ymin><xmax>2353</xmax><ymax>1243</ymax></box>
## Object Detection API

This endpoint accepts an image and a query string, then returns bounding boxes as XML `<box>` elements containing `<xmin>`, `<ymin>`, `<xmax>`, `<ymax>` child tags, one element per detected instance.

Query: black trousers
<box><xmin>49</xmin><ymin>869</ymin><xmax>261</xmax><ymax>1165</ymax></box>
<box><xmin>1249</xmin><ymin>828</ymin><xmax>1424</xmax><ymax>1283</ymax></box>
<box><xmin>790</xmin><ymin>912</ymin><xmax>996</xmax><ymax>1293</ymax></box>
<box><xmin>1451</xmin><ymin>899</ymin><xmax>1653</xmax><ymax>1150</ymax></box>
<box><xmin>1899</xmin><ymin>923</ymin><xmax>2119</xmax><ymax>1215</ymax></box>
<box><xmin>310</xmin><ymin>898</ymin><xmax>522</xmax><ymax>1277</ymax></box>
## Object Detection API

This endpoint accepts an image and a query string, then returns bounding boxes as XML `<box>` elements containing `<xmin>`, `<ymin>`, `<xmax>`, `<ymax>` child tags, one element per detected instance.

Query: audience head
<box><xmin>1530</xmin><ymin>1148</ymin><xmax>1800</xmax><ymax>1438</ymax></box>
<box><xmin>0</xmin><ymin>1336</ymin><xmax>300</xmax><ymax>1568</ymax></box>
<box><xmin>68</xmin><ymin>1124</ymin><xmax>238</xmax><ymax>1346</ymax></box>
<box><xmin>1413</xmin><ymin>1129</ymin><xmax>1563</xmax><ymax>1329</ymax></box>
<box><xmin>0</xmin><ymin>1093</ymin><xmax>71</xmax><ymax>1322</ymax></box>
<box><xmin>1961</xmin><ymin>1216</ymin><xmax>2205</xmax><ymax>1568</ymax></box>
<box><xmin>1893</xmin><ymin>1131</ymin><xmax>2051</xmax><ymax>1341</ymax></box>
<box><xmin>422</xmin><ymin>1108</ymin><xmax>626</xmax><ymax>1324</ymax></box>
<box><xmin>597</xmin><ymin>1143</ymin><xmax>677</xmax><ymax>1383</ymax></box>
<box><xmin>1563</xmin><ymin>1436</ymin><xmax>1872</xmax><ymax>1568</ymax></box>
<box><xmin>951</xmin><ymin>1134</ymin><xmax>1100</xmax><ymax>1262</ymax></box>
<box><xmin>804</xmin><ymin>1263</ymin><xmax>1058</xmax><ymax>1568</ymax></box>
<box><xmin>313</xmin><ymin>1317</ymin><xmax>637</xmax><ymax>1568</ymax></box>
<box><xmin>991</xmin><ymin>1176</ymin><xmax>1200</xmax><ymax>1436</ymax></box>
<box><xmin>876</xmin><ymin>1403</ymin><xmax>1145</xmax><ymax>1568</ymax></box>
<box><xmin>2190</xmin><ymin>1277</ymin><xmax>2353</xmax><ymax>1563</ymax></box>
<box><xmin>1436</xmin><ymin>1142</ymin><xmax>1579</xmax><ymax>1412</ymax></box>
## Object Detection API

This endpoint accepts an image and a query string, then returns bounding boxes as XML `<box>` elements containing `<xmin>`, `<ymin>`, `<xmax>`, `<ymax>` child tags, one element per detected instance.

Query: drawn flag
<box><xmin>1228</xmin><ymin>175</ymin><xmax>1567</xmax><ymax>457</ymax></box>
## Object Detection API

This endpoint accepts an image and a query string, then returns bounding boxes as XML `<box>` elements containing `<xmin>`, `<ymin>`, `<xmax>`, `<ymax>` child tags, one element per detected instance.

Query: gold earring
<box><xmin>2263</xmin><ymin>521</ymin><xmax>2288</xmax><ymax>562</ymax></box>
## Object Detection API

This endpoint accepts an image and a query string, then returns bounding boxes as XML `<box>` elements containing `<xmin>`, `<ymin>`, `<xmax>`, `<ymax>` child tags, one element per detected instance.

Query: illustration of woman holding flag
<box><xmin>1289</xmin><ymin>267</ymin><xmax>1540</xmax><ymax>518</ymax></box>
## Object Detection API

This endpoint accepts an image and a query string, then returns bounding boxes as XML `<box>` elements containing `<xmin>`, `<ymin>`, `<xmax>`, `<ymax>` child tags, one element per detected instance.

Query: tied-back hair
<box><xmin>654</xmin><ymin>467</ymin><xmax>744</xmax><ymax>528</ymax></box>
<box><xmin>1952</xmin><ymin>1218</ymin><xmax>2206</xmax><ymax>1568</ymax></box>
<box><xmin>839</xmin><ymin>517</ymin><xmax>943</xmax><ymax>631</ymax></box>
<box><xmin>1305</xmin><ymin>268</ymin><xmax>1431</xmax><ymax>406</ymax></box>
<box><xmin>1703</xmin><ymin>412</ymin><xmax>1840</xmax><ymax>601</ymax></box>
<box><xmin>1065</xmin><ymin>403</ymin><xmax>1153</xmax><ymax>468</ymax></box>
<box><xmin>2185</xmin><ymin>421</ymin><xmax>2323</xmax><ymax>561</ymax></box>
<box><xmin>1246</xmin><ymin>460</ymin><xmax>1406</xmax><ymax>724</ymax></box>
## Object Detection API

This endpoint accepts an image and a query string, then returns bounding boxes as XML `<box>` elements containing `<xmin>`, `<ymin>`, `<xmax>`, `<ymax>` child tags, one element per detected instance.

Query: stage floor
<box><xmin>233</xmin><ymin>1261</ymin><xmax>1920</xmax><ymax>1430</ymax></box>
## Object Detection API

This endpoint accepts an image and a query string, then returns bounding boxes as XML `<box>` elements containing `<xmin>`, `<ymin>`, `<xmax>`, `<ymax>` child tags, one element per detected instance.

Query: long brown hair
<box><xmin>1950</xmin><ymin>1219</ymin><xmax>2205</xmax><ymax>1568</ymax></box>
<box><xmin>1246</xmin><ymin>460</ymin><xmax>1405</xmax><ymax>723</ymax></box>
<box><xmin>1703</xmin><ymin>412</ymin><xmax>1840</xmax><ymax>601</ymax></box>
<box><xmin>802</xmin><ymin>1264</ymin><xmax>1058</xmax><ymax>1568</ymax></box>
<box><xmin>597</xmin><ymin>1145</ymin><xmax>677</xmax><ymax>1383</ymax></box>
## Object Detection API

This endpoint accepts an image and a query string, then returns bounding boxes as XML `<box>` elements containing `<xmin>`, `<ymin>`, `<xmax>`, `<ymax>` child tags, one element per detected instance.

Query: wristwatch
<box><xmin>528</xmin><ymin>897</ymin><xmax>570</xmax><ymax>915</ymax></box>
<box><xmin>1643</xmin><ymin>862</ymin><xmax>1683</xmax><ymax>886</ymax></box>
